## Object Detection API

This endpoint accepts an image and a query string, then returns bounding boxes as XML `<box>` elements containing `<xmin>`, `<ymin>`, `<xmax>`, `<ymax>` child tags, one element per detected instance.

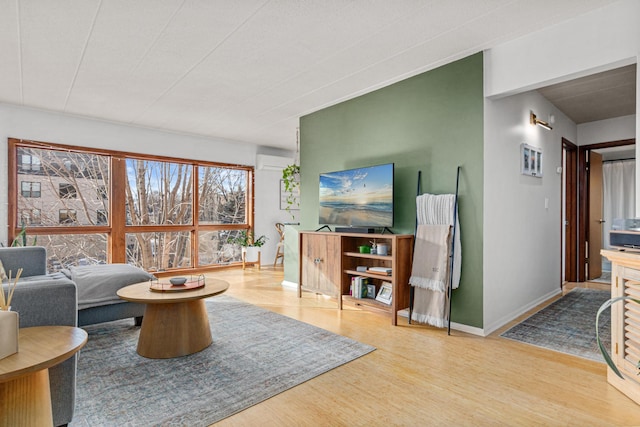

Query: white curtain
<box><xmin>603</xmin><ymin>159</ymin><xmax>636</xmax><ymax>270</ymax></box>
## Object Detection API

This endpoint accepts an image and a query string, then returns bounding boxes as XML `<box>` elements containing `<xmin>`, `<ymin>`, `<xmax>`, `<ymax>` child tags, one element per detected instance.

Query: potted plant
<box><xmin>2</xmin><ymin>222</ymin><xmax>37</xmax><ymax>247</ymax></box>
<box><xmin>229</xmin><ymin>230</ymin><xmax>267</xmax><ymax>263</ymax></box>
<box><xmin>596</xmin><ymin>296</ymin><xmax>640</xmax><ymax>379</ymax></box>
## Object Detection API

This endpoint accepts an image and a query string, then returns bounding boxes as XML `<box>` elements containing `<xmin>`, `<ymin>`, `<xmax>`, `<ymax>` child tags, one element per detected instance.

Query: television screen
<box><xmin>319</xmin><ymin>163</ymin><xmax>394</xmax><ymax>227</ymax></box>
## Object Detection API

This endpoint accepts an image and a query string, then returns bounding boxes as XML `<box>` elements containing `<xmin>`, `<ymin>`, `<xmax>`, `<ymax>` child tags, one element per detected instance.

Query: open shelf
<box><xmin>343</xmin><ymin>252</ymin><xmax>393</xmax><ymax>261</ymax></box>
<box><xmin>342</xmin><ymin>295</ymin><xmax>392</xmax><ymax>313</ymax></box>
<box><xmin>344</xmin><ymin>269</ymin><xmax>392</xmax><ymax>280</ymax></box>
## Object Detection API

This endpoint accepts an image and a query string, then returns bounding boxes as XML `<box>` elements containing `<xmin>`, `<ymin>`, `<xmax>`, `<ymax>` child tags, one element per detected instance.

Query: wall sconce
<box><xmin>530</xmin><ymin>112</ymin><xmax>552</xmax><ymax>130</ymax></box>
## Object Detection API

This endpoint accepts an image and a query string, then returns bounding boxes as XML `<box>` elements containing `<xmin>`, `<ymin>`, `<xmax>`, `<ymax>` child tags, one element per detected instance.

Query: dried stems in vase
<box><xmin>1</xmin><ymin>268</ymin><xmax>22</xmax><ymax>311</ymax></box>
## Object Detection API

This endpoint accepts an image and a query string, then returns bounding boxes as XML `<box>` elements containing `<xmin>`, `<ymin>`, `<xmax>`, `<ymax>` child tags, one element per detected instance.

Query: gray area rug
<box><xmin>501</xmin><ymin>288</ymin><xmax>610</xmax><ymax>362</ymax></box>
<box><xmin>70</xmin><ymin>296</ymin><xmax>375</xmax><ymax>426</ymax></box>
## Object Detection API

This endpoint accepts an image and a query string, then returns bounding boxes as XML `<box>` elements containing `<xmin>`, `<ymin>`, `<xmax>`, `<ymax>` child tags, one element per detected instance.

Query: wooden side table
<box><xmin>0</xmin><ymin>326</ymin><xmax>87</xmax><ymax>427</ymax></box>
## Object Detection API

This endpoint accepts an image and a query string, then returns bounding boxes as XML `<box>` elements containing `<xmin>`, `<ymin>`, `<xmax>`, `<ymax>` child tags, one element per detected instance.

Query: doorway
<box><xmin>578</xmin><ymin>139</ymin><xmax>636</xmax><ymax>282</ymax></box>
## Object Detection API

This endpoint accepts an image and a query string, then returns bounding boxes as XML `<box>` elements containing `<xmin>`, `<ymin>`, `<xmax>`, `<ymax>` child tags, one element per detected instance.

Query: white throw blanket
<box><xmin>410</xmin><ymin>193</ymin><xmax>461</xmax><ymax>328</ymax></box>
<box><xmin>410</xmin><ymin>287</ymin><xmax>449</xmax><ymax>327</ymax></box>
<box><xmin>409</xmin><ymin>224</ymin><xmax>451</xmax><ymax>292</ymax></box>
<box><xmin>415</xmin><ymin>193</ymin><xmax>461</xmax><ymax>289</ymax></box>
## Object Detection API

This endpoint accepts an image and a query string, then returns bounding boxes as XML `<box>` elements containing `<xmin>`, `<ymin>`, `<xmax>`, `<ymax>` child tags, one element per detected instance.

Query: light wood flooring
<box><xmin>204</xmin><ymin>267</ymin><xmax>639</xmax><ymax>426</ymax></box>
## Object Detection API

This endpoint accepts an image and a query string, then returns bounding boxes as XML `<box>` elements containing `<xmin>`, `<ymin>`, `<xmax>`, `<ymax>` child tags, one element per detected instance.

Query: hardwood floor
<box><xmin>206</xmin><ymin>267</ymin><xmax>639</xmax><ymax>426</ymax></box>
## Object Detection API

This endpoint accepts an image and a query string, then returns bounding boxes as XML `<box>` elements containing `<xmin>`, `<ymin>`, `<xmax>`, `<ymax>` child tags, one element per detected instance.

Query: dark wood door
<box><xmin>563</xmin><ymin>139</ymin><xmax>578</xmax><ymax>283</ymax></box>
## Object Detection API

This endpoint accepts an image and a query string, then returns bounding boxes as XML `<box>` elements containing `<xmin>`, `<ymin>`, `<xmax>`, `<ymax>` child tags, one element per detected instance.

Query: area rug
<box><xmin>500</xmin><ymin>288</ymin><xmax>610</xmax><ymax>363</ymax></box>
<box><xmin>70</xmin><ymin>296</ymin><xmax>375</xmax><ymax>426</ymax></box>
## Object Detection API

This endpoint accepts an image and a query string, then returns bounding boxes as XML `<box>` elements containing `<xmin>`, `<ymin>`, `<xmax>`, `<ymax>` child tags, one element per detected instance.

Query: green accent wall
<box><xmin>299</xmin><ymin>53</ymin><xmax>484</xmax><ymax>328</ymax></box>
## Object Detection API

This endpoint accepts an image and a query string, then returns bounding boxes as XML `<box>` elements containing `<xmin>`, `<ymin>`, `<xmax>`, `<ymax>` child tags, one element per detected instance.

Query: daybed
<box><xmin>0</xmin><ymin>246</ymin><xmax>154</xmax><ymax>426</ymax></box>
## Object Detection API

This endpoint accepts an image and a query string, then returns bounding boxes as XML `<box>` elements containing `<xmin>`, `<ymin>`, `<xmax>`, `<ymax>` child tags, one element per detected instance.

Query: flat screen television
<box><xmin>318</xmin><ymin>163</ymin><xmax>394</xmax><ymax>228</ymax></box>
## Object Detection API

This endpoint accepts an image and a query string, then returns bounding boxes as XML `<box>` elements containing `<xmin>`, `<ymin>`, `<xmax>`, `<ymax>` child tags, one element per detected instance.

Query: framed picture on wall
<box><xmin>521</xmin><ymin>143</ymin><xmax>543</xmax><ymax>178</ymax></box>
<box><xmin>280</xmin><ymin>179</ymin><xmax>300</xmax><ymax>211</ymax></box>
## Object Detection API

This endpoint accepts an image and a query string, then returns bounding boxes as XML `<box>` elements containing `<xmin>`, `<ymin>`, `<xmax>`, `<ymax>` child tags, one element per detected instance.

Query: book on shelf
<box><xmin>350</xmin><ymin>276</ymin><xmax>370</xmax><ymax>299</ymax></box>
<box><xmin>368</xmin><ymin>266</ymin><xmax>392</xmax><ymax>275</ymax></box>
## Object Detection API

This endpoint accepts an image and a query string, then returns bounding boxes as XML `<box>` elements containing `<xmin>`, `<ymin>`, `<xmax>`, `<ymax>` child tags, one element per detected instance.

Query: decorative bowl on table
<box><xmin>169</xmin><ymin>277</ymin><xmax>187</xmax><ymax>285</ymax></box>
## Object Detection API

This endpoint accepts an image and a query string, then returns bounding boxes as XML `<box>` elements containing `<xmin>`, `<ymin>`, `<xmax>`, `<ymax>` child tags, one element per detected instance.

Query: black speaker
<box><xmin>335</xmin><ymin>227</ymin><xmax>376</xmax><ymax>234</ymax></box>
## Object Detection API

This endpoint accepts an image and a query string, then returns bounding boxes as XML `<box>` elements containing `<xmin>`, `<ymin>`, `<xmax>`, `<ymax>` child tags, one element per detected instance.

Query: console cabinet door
<box><xmin>300</xmin><ymin>233</ymin><xmax>341</xmax><ymax>298</ymax></box>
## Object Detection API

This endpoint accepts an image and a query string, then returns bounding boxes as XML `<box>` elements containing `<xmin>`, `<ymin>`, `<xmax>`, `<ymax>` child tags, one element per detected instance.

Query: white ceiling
<box><xmin>0</xmin><ymin>0</ymin><xmax>621</xmax><ymax>151</ymax></box>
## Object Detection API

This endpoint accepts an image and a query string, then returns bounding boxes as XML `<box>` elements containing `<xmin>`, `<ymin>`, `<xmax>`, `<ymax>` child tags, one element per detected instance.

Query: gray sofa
<box><xmin>0</xmin><ymin>246</ymin><xmax>154</xmax><ymax>427</ymax></box>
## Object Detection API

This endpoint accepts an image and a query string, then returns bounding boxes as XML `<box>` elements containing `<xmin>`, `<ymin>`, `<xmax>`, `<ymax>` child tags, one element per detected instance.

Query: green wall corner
<box><xmin>299</xmin><ymin>52</ymin><xmax>484</xmax><ymax>328</ymax></box>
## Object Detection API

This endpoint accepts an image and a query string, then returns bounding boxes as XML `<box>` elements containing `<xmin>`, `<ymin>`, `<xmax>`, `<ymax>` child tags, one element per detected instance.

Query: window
<box><xmin>17</xmin><ymin>147</ymin><xmax>110</xmax><ymax>227</ymax></box>
<box><xmin>21</xmin><ymin>209</ymin><xmax>41</xmax><ymax>225</ymax></box>
<box><xmin>18</xmin><ymin>153</ymin><xmax>41</xmax><ymax>173</ymax></box>
<box><xmin>59</xmin><ymin>209</ymin><xmax>77</xmax><ymax>224</ymax></box>
<box><xmin>97</xmin><ymin>185</ymin><xmax>108</xmax><ymax>200</ymax></box>
<box><xmin>198</xmin><ymin>166</ymin><xmax>247</xmax><ymax>224</ymax></box>
<box><xmin>39</xmin><ymin>234</ymin><xmax>108</xmax><ymax>272</ymax></box>
<box><xmin>59</xmin><ymin>183</ymin><xmax>77</xmax><ymax>199</ymax></box>
<box><xmin>125</xmin><ymin>159</ymin><xmax>193</xmax><ymax>226</ymax></box>
<box><xmin>9</xmin><ymin>139</ymin><xmax>253</xmax><ymax>272</ymax></box>
<box><xmin>126</xmin><ymin>232</ymin><xmax>192</xmax><ymax>270</ymax></box>
<box><xmin>21</xmin><ymin>181</ymin><xmax>41</xmax><ymax>198</ymax></box>
<box><xmin>97</xmin><ymin>209</ymin><xmax>108</xmax><ymax>225</ymax></box>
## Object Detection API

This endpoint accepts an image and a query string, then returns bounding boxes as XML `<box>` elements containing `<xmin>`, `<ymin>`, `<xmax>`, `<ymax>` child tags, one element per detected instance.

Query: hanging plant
<box><xmin>281</xmin><ymin>127</ymin><xmax>301</xmax><ymax>220</ymax></box>
<box><xmin>282</xmin><ymin>164</ymin><xmax>300</xmax><ymax>219</ymax></box>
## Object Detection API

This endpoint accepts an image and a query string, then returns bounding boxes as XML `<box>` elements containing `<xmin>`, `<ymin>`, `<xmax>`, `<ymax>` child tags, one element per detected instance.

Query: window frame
<box><xmin>8</xmin><ymin>138</ymin><xmax>255</xmax><ymax>274</ymax></box>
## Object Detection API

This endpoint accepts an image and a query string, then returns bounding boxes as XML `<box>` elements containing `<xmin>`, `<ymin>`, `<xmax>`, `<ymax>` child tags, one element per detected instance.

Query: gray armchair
<box><xmin>1</xmin><ymin>246</ymin><xmax>77</xmax><ymax>427</ymax></box>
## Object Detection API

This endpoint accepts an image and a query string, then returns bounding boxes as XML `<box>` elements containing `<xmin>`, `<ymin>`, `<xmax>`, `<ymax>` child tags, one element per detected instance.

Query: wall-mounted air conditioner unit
<box><xmin>256</xmin><ymin>154</ymin><xmax>293</xmax><ymax>171</ymax></box>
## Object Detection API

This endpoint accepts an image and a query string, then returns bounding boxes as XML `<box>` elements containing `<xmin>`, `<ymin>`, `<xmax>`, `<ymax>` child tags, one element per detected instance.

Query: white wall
<box><xmin>483</xmin><ymin>91</ymin><xmax>577</xmax><ymax>334</ymax></box>
<box><xmin>254</xmin><ymin>167</ymin><xmax>298</xmax><ymax>265</ymax></box>
<box><xmin>577</xmin><ymin>115</ymin><xmax>636</xmax><ymax>146</ymax></box>
<box><xmin>0</xmin><ymin>103</ymin><xmax>290</xmax><ymax>265</ymax></box>
<box><xmin>483</xmin><ymin>0</ymin><xmax>640</xmax><ymax>332</ymax></box>
<box><xmin>485</xmin><ymin>0</ymin><xmax>640</xmax><ymax>98</ymax></box>
<box><xmin>485</xmin><ymin>0</ymin><xmax>640</xmax><ymax>213</ymax></box>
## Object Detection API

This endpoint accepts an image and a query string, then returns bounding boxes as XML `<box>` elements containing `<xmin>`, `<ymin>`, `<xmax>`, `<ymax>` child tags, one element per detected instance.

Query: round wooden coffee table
<box><xmin>117</xmin><ymin>278</ymin><xmax>229</xmax><ymax>359</ymax></box>
<box><xmin>0</xmin><ymin>326</ymin><xmax>87</xmax><ymax>427</ymax></box>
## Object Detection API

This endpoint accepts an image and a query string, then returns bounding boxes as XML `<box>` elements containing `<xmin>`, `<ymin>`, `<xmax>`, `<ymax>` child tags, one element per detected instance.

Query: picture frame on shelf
<box><xmin>520</xmin><ymin>143</ymin><xmax>543</xmax><ymax>177</ymax></box>
<box><xmin>366</xmin><ymin>284</ymin><xmax>376</xmax><ymax>299</ymax></box>
<box><xmin>375</xmin><ymin>282</ymin><xmax>392</xmax><ymax>305</ymax></box>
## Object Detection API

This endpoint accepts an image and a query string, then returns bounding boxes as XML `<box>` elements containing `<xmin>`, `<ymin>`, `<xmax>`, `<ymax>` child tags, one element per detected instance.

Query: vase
<box><xmin>0</xmin><ymin>308</ymin><xmax>19</xmax><ymax>360</ymax></box>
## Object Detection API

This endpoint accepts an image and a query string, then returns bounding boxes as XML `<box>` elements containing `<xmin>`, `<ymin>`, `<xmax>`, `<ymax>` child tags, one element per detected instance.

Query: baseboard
<box><xmin>482</xmin><ymin>288</ymin><xmax>562</xmax><ymax>336</ymax></box>
<box><xmin>285</xmin><ymin>285</ymin><xmax>559</xmax><ymax>337</ymax></box>
<box><xmin>281</xmin><ymin>280</ymin><xmax>298</xmax><ymax>290</ymax></box>
<box><xmin>450</xmin><ymin>322</ymin><xmax>485</xmax><ymax>336</ymax></box>
<box><xmin>397</xmin><ymin>308</ymin><xmax>485</xmax><ymax>336</ymax></box>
